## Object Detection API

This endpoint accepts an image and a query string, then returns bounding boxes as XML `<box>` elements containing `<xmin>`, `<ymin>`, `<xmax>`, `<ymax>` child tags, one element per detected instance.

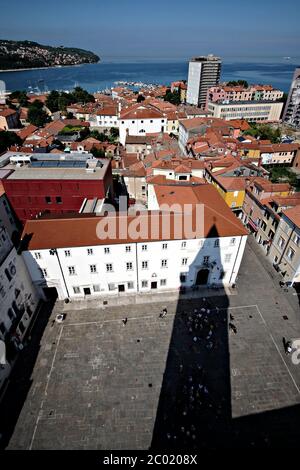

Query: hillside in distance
<box><xmin>0</xmin><ymin>39</ymin><xmax>100</xmax><ymax>70</ymax></box>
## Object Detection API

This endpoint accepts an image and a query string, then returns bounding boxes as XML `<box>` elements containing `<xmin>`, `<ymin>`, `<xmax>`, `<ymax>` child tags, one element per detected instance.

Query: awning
<box><xmin>247</xmin><ymin>218</ymin><xmax>258</xmax><ymax>231</ymax></box>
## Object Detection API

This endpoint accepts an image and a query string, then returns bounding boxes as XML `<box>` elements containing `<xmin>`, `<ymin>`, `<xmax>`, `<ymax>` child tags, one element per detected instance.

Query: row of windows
<box><xmin>41</xmin><ymin>254</ymin><xmax>233</xmax><ymax>278</ymax></box>
<box><xmin>34</xmin><ymin>239</ymin><xmax>236</xmax><ymax>260</ymax></box>
<box><xmin>121</xmin><ymin>119</ymin><xmax>165</xmax><ymax>124</ymax></box>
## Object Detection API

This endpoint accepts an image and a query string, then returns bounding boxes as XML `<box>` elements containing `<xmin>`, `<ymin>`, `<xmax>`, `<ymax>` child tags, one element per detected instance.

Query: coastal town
<box><xmin>1</xmin><ymin>53</ymin><xmax>300</xmax><ymax>450</ymax></box>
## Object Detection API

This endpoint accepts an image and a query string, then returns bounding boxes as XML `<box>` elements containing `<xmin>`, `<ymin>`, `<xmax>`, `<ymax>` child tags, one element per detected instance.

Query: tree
<box><xmin>46</xmin><ymin>90</ymin><xmax>60</xmax><ymax>112</ymax></box>
<box><xmin>226</xmin><ymin>80</ymin><xmax>249</xmax><ymax>88</ymax></box>
<box><xmin>0</xmin><ymin>131</ymin><xmax>22</xmax><ymax>153</ymax></box>
<box><xmin>163</xmin><ymin>88</ymin><xmax>181</xmax><ymax>105</ymax></box>
<box><xmin>269</xmin><ymin>167</ymin><xmax>298</xmax><ymax>188</ymax></box>
<box><xmin>137</xmin><ymin>94</ymin><xmax>145</xmax><ymax>103</ymax></box>
<box><xmin>9</xmin><ymin>90</ymin><xmax>29</xmax><ymax>107</ymax></box>
<box><xmin>71</xmin><ymin>87</ymin><xmax>95</xmax><ymax>104</ymax></box>
<box><xmin>28</xmin><ymin>100</ymin><xmax>49</xmax><ymax>127</ymax></box>
<box><xmin>90</xmin><ymin>147</ymin><xmax>105</xmax><ymax>158</ymax></box>
<box><xmin>244</xmin><ymin>123</ymin><xmax>281</xmax><ymax>143</ymax></box>
<box><xmin>90</xmin><ymin>129</ymin><xmax>107</xmax><ymax>142</ymax></box>
<box><xmin>110</xmin><ymin>127</ymin><xmax>119</xmax><ymax>140</ymax></box>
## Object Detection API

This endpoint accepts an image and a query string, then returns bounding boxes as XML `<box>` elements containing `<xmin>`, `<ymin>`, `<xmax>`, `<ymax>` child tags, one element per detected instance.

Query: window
<box><xmin>68</xmin><ymin>266</ymin><xmax>76</xmax><ymax>275</ymax></box>
<box><xmin>181</xmin><ymin>241</ymin><xmax>186</xmax><ymax>249</ymax></box>
<box><xmin>87</xmin><ymin>248</ymin><xmax>93</xmax><ymax>256</ymax></box>
<box><xmin>180</xmin><ymin>273</ymin><xmax>187</xmax><ymax>283</ymax></box>
<box><xmin>106</xmin><ymin>263</ymin><xmax>113</xmax><ymax>272</ymax></box>
<box><xmin>219</xmin><ymin>271</ymin><xmax>226</xmax><ymax>280</ymax></box>
<box><xmin>287</xmin><ymin>247</ymin><xmax>295</xmax><ymax>260</ymax></box>
<box><xmin>142</xmin><ymin>280</ymin><xmax>148</xmax><ymax>288</ymax></box>
<box><xmin>293</xmin><ymin>234</ymin><xmax>300</xmax><ymax>246</ymax></box>
<box><xmin>160</xmin><ymin>279</ymin><xmax>167</xmax><ymax>286</ymax></box>
<box><xmin>104</xmin><ymin>247</ymin><xmax>110</xmax><ymax>254</ymax></box>
<box><xmin>56</xmin><ymin>196</ymin><xmax>62</xmax><ymax>204</ymax></box>
<box><xmin>45</xmin><ymin>196</ymin><xmax>51</xmax><ymax>204</ymax></box>
<box><xmin>0</xmin><ymin>320</ymin><xmax>6</xmax><ymax>336</ymax></box>
<box><xmin>18</xmin><ymin>322</ymin><xmax>25</xmax><ymax>334</ymax></box>
<box><xmin>125</xmin><ymin>246</ymin><xmax>131</xmax><ymax>252</ymax></box>
<box><xmin>73</xmin><ymin>286</ymin><xmax>81</xmax><ymax>294</ymax></box>
<box><xmin>90</xmin><ymin>264</ymin><xmax>97</xmax><ymax>273</ymax></box>
<box><xmin>7</xmin><ymin>308</ymin><xmax>15</xmax><ymax>321</ymax></box>
<box><xmin>182</xmin><ymin>258</ymin><xmax>188</xmax><ymax>265</ymax></box>
<box><xmin>142</xmin><ymin>261</ymin><xmax>148</xmax><ymax>269</ymax></box>
<box><xmin>93</xmin><ymin>284</ymin><xmax>100</xmax><ymax>292</ymax></box>
<box><xmin>274</xmin><ymin>255</ymin><xmax>279</xmax><ymax>264</ymax></box>
<box><xmin>230</xmin><ymin>238</ymin><xmax>236</xmax><ymax>246</ymax></box>
<box><xmin>127</xmin><ymin>282</ymin><xmax>134</xmax><ymax>289</ymax></box>
<box><xmin>278</xmin><ymin>237</ymin><xmax>285</xmax><ymax>249</ymax></box>
<box><xmin>35</xmin><ymin>252</ymin><xmax>41</xmax><ymax>259</ymax></box>
<box><xmin>108</xmin><ymin>283</ymin><xmax>115</xmax><ymax>291</ymax></box>
<box><xmin>65</xmin><ymin>250</ymin><xmax>71</xmax><ymax>257</ymax></box>
<box><xmin>142</xmin><ymin>245</ymin><xmax>147</xmax><ymax>251</ymax></box>
<box><xmin>214</xmin><ymin>240</ymin><xmax>219</xmax><ymax>247</ymax></box>
<box><xmin>126</xmin><ymin>262</ymin><xmax>133</xmax><ymax>271</ymax></box>
<box><xmin>203</xmin><ymin>256</ymin><xmax>210</xmax><ymax>264</ymax></box>
<box><xmin>261</xmin><ymin>221</ymin><xmax>267</xmax><ymax>231</ymax></box>
<box><xmin>161</xmin><ymin>259</ymin><xmax>168</xmax><ymax>268</ymax></box>
<box><xmin>162</xmin><ymin>243</ymin><xmax>168</xmax><ymax>250</ymax></box>
<box><xmin>231</xmin><ymin>202</ymin><xmax>236</xmax><ymax>208</ymax></box>
<box><xmin>225</xmin><ymin>254</ymin><xmax>232</xmax><ymax>263</ymax></box>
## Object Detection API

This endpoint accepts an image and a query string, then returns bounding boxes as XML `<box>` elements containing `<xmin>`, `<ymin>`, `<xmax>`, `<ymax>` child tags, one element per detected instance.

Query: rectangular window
<box><xmin>214</xmin><ymin>240</ymin><xmax>219</xmax><ymax>247</ymax></box>
<box><xmin>45</xmin><ymin>196</ymin><xmax>51</xmax><ymax>204</ymax></box>
<box><xmin>93</xmin><ymin>284</ymin><xmax>100</xmax><ymax>292</ymax></box>
<box><xmin>0</xmin><ymin>322</ymin><xmax>6</xmax><ymax>336</ymax></box>
<box><xmin>230</xmin><ymin>238</ymin><xmax>236</xmax><ymax>245</ymax></box>
<box><xmin>180</xmin><ymin>273</ymin><xmax>187</xmax><ymax>283</ymax></box>
<box><xmin>142</xmin><ymin>280</ymin><xmax>148</xmax><ymax>288</ymax></box>
<box><xmin>104</xmin><ymin>247</ymin><xmax>110</xmax><ymax>254</ymax></box>
<box><xmin>162</xmin><ymin>243</ymin><xmax>168</xmax><ymax>250</ymax></box>
<box><xmin>56</xmin><ymin>196</ymin><xmax>62</xmax><ymax>204</ymax></box>
<box><xmin>142</xmin><ymin>261</ymin><xmax>148</xmax><ymax>269</ymax></box>
<box><xmin>293</xmin><ymin>234</ymin><xmax>300</xmax><ymax>246</ymax></box>
<box><xmin>73</xmin><ymin>286</ymin><xmax>81</xmax><ymax>294</ymax></box>
<box><xmin>278</xmin><ymin>237</ymin><xmax>285</xmax><ymax>249</ymax></box>
<box><xmin>35</xmin><ymin>252</ymin><xmax>41</xmax><ymax>259</ymax></box>
<box><xmin>68</xmin><ymin>266</ymin><xmax>76</xmax><ymax>275</ymax></box>
<box><xmin>126</xmin><ymin>262</ymin><xmax>133</xmax><ymax>271</ymax></box>
<box><xmin>127</xmin><ymin>282</ymin><xmax>134</xmax><ymax>289</ymax></box>
<box><xmin>142</xmin><ymin>245</ymin><xmax>147</xmax><ymax>251</ymax></box>
<box><xmin>106</xmin><ymin>263</ymin><xmax>113</xmax><ymax>272</ymax></box>
<box><xmin>203</xmin><ymin>256</ymin><xmax>210</xmax><ymax>264</ymax></box>
<box><xmin>161</xmin><ymin>259</ymin><xmax>168</xmax><ymax>268</ymax></box>
<box><xmin>125</xmin><ymin>246</ymin><xmax>131</xmax><ymax>252</ymax></box>
<box><xmin>18</xmin><ymin>322</ymin><xmax>25</xmax><ymax>334</ymax></box>
<box><xmin>287</xmin><ymin>247</ymin><xmax>295</xmax><ymax>260</ymax></box>
<box><xmin>90</xmin><ymin>264</ymin><xmax>97</xmax><ymax>273</ymax></box>
<box><xmin>182</xmin><ymin>258</ymin><xmax>188</xmax><ymax>265</ymax></box>
<box><xmin>65</xmin><ymin>250</ymin><xmax>71</xmax><ymax>257</ymax></box>
<box><xmin>225</xmin><ymin>254</ymin><xmax>232</xmax><ymax>263</ymax></box>
<box><xmin>108</xmin><ymin>283</ymin><xmax>115</xmax><ymax>291</ymax></box>
<box><xmin>181</xmin><ymin>241</ymin><xmax>186</xmax><ymax>248</ymax></box>
<box><xmin>160</xmin><ymin>279</ymin><xmax>167</xmax><ymax>286</ymax></box>
<box><xmin>87</xmin><ymin>248</ymin><xmax>93</xmax><ymax>256</ymax></box>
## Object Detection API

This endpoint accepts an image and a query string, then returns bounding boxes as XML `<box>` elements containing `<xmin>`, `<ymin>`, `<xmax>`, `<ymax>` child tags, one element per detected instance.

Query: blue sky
<box><xmin>0</xmin><ymin>0</ymin><xmax>299</xmax><ymax>60</ymax></box>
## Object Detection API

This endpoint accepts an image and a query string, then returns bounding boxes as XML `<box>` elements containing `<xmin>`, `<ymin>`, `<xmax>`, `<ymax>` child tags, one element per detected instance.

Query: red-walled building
<box><xmin>1</xmin><ymin>155</ymin><xmax>113</xmax><ymax>224</ymax></box>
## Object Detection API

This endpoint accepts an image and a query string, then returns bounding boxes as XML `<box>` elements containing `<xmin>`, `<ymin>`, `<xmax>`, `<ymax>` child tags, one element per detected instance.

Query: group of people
<box><xmin>159</xmin><ymin>297</ymin><xmax>229</xmax><ymax>448</ymax></box>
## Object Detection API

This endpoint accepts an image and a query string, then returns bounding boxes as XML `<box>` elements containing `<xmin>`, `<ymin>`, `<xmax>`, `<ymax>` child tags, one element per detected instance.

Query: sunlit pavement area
<box><xmin>5</xmin><ymin>237</ymin><xmax>300</xmax><ymax>449</ymax></box>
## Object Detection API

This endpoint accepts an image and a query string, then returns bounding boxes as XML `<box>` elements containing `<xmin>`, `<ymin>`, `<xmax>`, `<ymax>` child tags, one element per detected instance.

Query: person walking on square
<box><xmin>159</xmin><ymin>308</ymin><xmax>167</xmax><ymax>318</ymax></box>
<box><xmin>122</xmin><ymin>317</ymin><xmax>128</xmax><ymax>326</ymax></box>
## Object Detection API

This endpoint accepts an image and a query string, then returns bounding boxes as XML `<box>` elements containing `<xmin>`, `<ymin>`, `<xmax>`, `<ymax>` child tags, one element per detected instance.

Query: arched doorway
<box><xmin>196</xmin><ymin>268</ymin><xmax>210</xmax><ymax>285</ymax></box>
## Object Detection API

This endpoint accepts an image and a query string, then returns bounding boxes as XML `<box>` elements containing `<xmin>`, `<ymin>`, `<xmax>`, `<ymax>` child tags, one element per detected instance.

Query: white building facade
<box><xmin>0</xmin><ymin>226</ymin><xmax>40</xmax><ymax>393</ymax></box>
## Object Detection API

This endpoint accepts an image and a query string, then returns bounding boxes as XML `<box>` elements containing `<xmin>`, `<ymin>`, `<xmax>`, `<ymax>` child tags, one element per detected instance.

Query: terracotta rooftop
<box><xmin>283</xmin><ymin>206</ymin><xmax>300</xmax><ymax>228</ymax></box>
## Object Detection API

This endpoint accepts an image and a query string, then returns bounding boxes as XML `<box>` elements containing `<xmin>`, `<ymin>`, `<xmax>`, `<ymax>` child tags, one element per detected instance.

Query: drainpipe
<box><xmin>277</xmin><ymin>223</ymin><xmax>295</xmax><ymax>266</ymax></box>
<box><xmin>50</xmin><ymin>248</ymin><xmax>70</xmax><ymax>299</ymax></box>
<box><xmin>229</xmin><ymin>236</ymin><xmax>243</xmax><ymax>285</ymax></box>
<box><xmin>135</xmin><ymin>243</ymin><xmax>139</xmax><ymax>293</ymax></box>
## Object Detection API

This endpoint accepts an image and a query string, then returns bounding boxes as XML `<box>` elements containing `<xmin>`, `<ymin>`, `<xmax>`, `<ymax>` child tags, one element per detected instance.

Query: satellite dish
<box><xmin>0</xmin><ymin>340</ymin><xmax>6</xmax><ymax>365</ymax></box>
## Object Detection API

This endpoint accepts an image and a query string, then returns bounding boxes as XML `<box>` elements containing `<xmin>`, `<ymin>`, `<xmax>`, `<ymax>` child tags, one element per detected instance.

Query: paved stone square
<box><xmin>5</xmin><ymin>237</ymin><xmax>300</xmax><ymax>449</ymax></box>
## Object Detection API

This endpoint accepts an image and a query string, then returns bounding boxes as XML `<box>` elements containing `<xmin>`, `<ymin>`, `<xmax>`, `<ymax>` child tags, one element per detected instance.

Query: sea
<box><xmin>0</xmin><ymin>56</ymin><xmax>299</xmax><ymax>94</ymax></box>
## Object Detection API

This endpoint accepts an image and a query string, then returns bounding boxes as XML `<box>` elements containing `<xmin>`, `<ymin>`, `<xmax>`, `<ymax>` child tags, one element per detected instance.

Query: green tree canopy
<box><xmin>27</xmin><ymin>100</ymin><xmax>49</xmax><ymax>127</ymax></box>
<box><xmin>226</xmin><ymin>80</ymin><xmax>249</xmax><ymax>88</ymax></box>
<box><xmin>244</xmin><ymin>123</ymin><xmax>281</xmax><ymax>143</ymax></box>
<box><xmin>9</xmin><ymin>90</ymin><xmax>29</xmax><ymax>107</ymax></box>
<box><xmin>0</xmin><ymin>131</ymin><xmax>22</xmax><ymax>153</ymax></box>
<box><xmin>163</xmin><ymin>88</ymin><xmax>181</xmax><ymax>105</ymax></box>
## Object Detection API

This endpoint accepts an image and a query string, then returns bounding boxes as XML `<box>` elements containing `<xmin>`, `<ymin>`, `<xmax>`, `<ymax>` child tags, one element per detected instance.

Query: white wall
<box><xmin>187</xmin><ymin>62</ymin><xmax>202</xmax><ymax>105</ymax></box>
<box><xmin>22</xmin><ymin>234</ymin><xmax>247</xmax><ymax>300</ymax></box>
<box><xmin>119</xmin><ymin>117</ymin><xmax>167</xmax><ymax>145</ymax></box>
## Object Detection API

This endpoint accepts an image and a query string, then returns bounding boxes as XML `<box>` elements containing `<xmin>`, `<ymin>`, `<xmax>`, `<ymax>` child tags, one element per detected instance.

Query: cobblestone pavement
<box><xmin>6</xmin><ymin>237</ymin><xmax>300</xmax><ymax>449</ymax></box>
